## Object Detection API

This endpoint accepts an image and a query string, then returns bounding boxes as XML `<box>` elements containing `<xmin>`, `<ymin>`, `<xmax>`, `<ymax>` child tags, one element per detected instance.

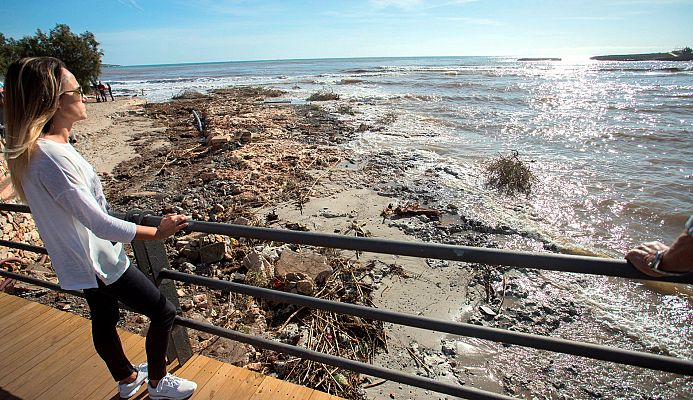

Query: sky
<box><xmin>1</xmin><ymin>0</ymin><xmax>692</xmax><ymax>66</ymax></box>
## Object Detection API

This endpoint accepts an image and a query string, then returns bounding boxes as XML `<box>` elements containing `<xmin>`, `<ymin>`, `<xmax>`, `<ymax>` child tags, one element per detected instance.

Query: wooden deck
<box><xmin>0</xmin><ymin>292</ymin><xmax>342</xmax><ymax>400</ymax></box>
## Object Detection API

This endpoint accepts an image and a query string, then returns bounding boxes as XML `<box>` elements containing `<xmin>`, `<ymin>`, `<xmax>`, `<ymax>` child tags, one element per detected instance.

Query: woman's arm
<box><xmin>135</xmin><ymin>214</ymin><xmax>190</xmax><ymax>240</ymax></box>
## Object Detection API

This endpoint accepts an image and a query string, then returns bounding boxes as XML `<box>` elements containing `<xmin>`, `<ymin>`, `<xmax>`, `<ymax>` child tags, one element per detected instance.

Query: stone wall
<box><xmin>0</xmin><ymin>160</ymin><xmax>44</xmax><ymax>263</ymax></box>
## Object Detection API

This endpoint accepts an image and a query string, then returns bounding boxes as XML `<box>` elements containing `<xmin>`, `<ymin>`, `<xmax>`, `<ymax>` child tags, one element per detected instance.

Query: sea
<box><xmin>102</xmin><ymin>56</ymin><xmax>693</xmax><ymax>398</ymax></box>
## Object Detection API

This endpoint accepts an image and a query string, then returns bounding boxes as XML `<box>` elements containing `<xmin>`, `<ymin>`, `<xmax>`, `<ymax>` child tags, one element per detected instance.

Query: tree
<box><xmin>0</xmin><ymin>24</ymin><xmax>103</xmax><ymax>88</ymax></box>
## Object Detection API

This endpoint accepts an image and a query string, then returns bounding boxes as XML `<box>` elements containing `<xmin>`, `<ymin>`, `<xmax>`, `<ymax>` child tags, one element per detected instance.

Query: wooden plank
<box><xmin>0</xmin><ymin>314</ymin><xmax>87</xmax><ymax>382</ymax></box>
<box><xmin>308</xmin><ymin>390</ymin><xmax>343</xmax><ymax>400</ymax></box>
<box><xmin>83</xmin><ymin>331</ymin><xmax>148</xmax><ymax>400</ymax></box>
<box><xmin>0</xmin><ymin>300</ymin><xmax>46</xmax><ymax>335</ymax></box>
<box><xmin>176</xmin><ymin>354</ymin><xmax>218</xmax><ymax>384</ymax></box>
<box><xmin>0</xmin><ymin>310</ymin><xmax>76</xmax><ymax>362</ymax></box>
<box><xmin>213</xmin><ymin>367</ymin><xmax>267</xmax><ymax>399</ymax></box>
<box><xmin>270</xmin><ymin>380</ymin><xmax>312</xmax><ymax>400</ymax></box>
<box><xmin>250</xmin><ymin>375</ymin><xmax>293</xmax><ymax>400</ymax></box>
<box><xmin>0</xmin><ymin>295</ymin><xmax>344</xmax><ymax>400</ymax></box>
<box><xmin>2</xmin><ymin>321</ymin><xmax>93</xmax><ymax>396</ymax></box>
<box><xmin>0</xmin><ymin>307</ymin><xmax>63</xmax><ymax>355</ymax></box>
<box><xmin>289</xmin><ymin>384</ymin><xmax>319</xmax><ymax>400</ymax></box>
<box><xmin>0</xmin><ymin>305</ymin><xmax>71</xmax><ymax>349</ymax></box>
<box><xmin>0</xmin><ymin>293</ymin><xmax>25</xmax><ymax>311</ymax></box>
<box><xmin>0</xmin><ymin>297</ymin><xmax>29</xmax><ymax>316</ymax></box>
<box><xmin>0</xmin><ymin>312</ymin><xmax>80</xmax><ymax>375</ymax></box>
<box><xmin>188</xmin><ymin>362</ymin><xmax>237</xmax><ymax>399</ymax></box>
<box><xmin>43</xmin><ymin>331</ymin><xmax>146</xmax><ymax>400</ymax></box>
<box><xmin>185</xmin><ymin>357</ymin><xmax>225</xmax><ymax>399</ymax></box>
<box><xmin>20</xmin><ymin>327</ymin><xmax>104</xmax><ymax>400</ymax></box>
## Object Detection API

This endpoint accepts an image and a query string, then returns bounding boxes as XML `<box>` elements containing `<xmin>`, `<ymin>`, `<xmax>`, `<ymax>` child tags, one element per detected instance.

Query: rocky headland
<box><xmin>591</xmin><ymin>47</ymin><xmax>693</xmax><ymax>61</ymax></box>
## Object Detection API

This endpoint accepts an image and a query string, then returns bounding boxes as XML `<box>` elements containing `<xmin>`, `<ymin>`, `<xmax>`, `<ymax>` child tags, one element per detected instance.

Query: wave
<box><xmin>597</xmin><ymin>66</ymin><xmax>693</xmax><ymax>73</ymax></box>
<box><xmin>342</xmin><ymin>67</ymin><xmax>386</xmax><ymax>74</ymax></box>
<box><xmin>143</xmin><ymin>77</ymin><xmax>200</xmax><ymax>84</ymax></box>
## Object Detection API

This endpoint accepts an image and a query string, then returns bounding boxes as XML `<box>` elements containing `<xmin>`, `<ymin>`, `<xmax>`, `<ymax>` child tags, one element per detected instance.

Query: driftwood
<box><xmin>380</xmin><ymin>203</ymin><xmax>442</xmax><ymax>220</ymax></box>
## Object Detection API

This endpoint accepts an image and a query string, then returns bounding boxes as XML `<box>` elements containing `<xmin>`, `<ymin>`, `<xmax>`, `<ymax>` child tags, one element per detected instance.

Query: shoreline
<box><xmin>65</xmin><ymin>88</ymin><xmax>505</xmax><ymax>397</ymax></box>
<box><xmin>4</xmin><ymin>88</ymin><xmax>691</xmax><ymax>399</ymax></box>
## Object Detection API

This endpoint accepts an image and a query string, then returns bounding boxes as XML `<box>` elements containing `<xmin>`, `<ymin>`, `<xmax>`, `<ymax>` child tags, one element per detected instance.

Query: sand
<box><xmin>72</xmin><ymin>97</ymin><xmax>164</xmax><ymax>175</ymax></box>
<box><xmin>67</xmin><ymin>96</ymin><xmax>490</xmax><ymax>398</ymax></box>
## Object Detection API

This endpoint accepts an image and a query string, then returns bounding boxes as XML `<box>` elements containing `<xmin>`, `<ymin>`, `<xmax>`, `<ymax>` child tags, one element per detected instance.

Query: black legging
<box><xmin>83</xmin><ymin>266</ymin><xmax>176</xmax><ymax>382</ymax></box>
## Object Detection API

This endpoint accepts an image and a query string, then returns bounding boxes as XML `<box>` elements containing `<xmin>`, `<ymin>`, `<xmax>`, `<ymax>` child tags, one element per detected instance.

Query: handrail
<box><xmin>2</xmin><ymin>203</ymin><xmax>693</xmax><ymax>400</ymax></box>
<box><xmin>173</xmin><ymin>316</ymin><xmax>517</xmax><ymax>400</ymax></box>
<box><xmin>3</xmin><ymin>203</ymin><xmax>689</xmax><ymax>283</ymax></box>
<box><xmin>0</xmin><ymin>240</ymin><xmax>49</xmax><ymax>255</ymax></box>
<box><xmin>126</xmin><ymin>212</ymin><xmax>692</xmax><ymax>284</ymax></box>
<box><xmin>0</xmin><ymin>268</ymin><xmax>82</xmax><ymax>297</ymax></box>
<box><xmin>161</xmin><ymin>269</ymin><xmax>693</xmax><ymax>376</ymax></box>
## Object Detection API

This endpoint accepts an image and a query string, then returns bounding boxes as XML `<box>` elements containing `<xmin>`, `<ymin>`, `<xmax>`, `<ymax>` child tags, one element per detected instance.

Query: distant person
<box><xmin>92</xmin><ymin>80</ymin><xmax>101</xmax><ymax>102</ymax></box>
<box><xmin>107</xmin><ymin>82</ymin><xmax>114</xmax><ymax>101</ymax></box>
<box><xmin>0</xmin><ymin>85</ymin><xmax>5</xmax><ymax>137</ymax></box>
<box><xmin>626</xmin><ymin>216</ymin><xmax>693</xmax><ymax>276</ymax></box>
<box><xmin>98</xmin><ymin>80</ymin><xmax>107</xmax><ymax>102</ymax></box>
<box><xmin>3</xmin><ymin>57</ymin><xmax>197</xmax><ymax>399</ymax></box>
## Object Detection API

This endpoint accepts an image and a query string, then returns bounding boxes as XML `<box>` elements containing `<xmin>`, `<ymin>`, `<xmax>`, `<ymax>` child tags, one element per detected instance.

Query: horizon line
<box><xmin>107</xmin><ymin>54</ymin><xmax>597</xmax><ymax>68</ymax></box>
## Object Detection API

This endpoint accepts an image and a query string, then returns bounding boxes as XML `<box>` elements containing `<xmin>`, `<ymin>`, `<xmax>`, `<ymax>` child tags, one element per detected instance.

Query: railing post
<box><xmin>127</xmin><ymin>210</ymin><xmax>193</xmax><ymax>366</ymax></box>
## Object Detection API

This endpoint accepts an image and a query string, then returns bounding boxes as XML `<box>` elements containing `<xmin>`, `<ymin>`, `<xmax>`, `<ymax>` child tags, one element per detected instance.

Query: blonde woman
<box><xmin>2</xmin><ymin>57</ymin><xmax>197</xmax><ymax>399</ymax></box>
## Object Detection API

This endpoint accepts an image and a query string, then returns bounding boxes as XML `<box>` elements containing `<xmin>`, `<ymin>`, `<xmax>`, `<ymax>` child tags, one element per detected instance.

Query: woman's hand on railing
<box><xmin>135</xmin><ymin>214</ymin><xmax>190</xmax><ymax>241</ymax></box>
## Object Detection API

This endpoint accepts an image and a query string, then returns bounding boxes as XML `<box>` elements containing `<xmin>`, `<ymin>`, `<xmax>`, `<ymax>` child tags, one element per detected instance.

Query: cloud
<box><xmin>438</xmin><ymin>16</ymin><xmax>501</xmax><ymax>25</ymax></box>
<box><xmin>369</xmin><ymin>0</ymin><xmax>423</xmax><ymax>9</ymax></box>
<box><xmin>118</xmin><ymin>0</ymin><xmax>143</xmax><ymax>11</ymax></box>
<box><xmin>369</xmin><ymin>0</ymin><xmax>477</xmax><ymax>10</ymax></box>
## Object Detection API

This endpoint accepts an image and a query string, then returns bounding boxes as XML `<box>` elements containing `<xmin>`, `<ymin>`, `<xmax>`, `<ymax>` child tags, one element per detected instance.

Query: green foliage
<box><xmin>0</xmin><ymin>24</ymin><xmax>103</xmax><ymax>88</ymax></box>
<box><xmin>485</xmin><ymin>150</ymin><xmax>536</xmax><ymax>195</ymax></box>
<box><xmin>681</xmin><ymin>46</ymin><xmax>692</xmax><ymax>54</ymax></box>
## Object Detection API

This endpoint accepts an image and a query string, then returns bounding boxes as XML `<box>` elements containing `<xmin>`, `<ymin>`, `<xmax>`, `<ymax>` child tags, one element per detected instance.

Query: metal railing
<box><xmin>1</xmin><ymin>203</ymin><xmax>692</xmax><ymax>400</ymax></box>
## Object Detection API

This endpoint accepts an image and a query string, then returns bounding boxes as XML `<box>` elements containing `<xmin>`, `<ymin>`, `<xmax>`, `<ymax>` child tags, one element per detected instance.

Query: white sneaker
<box><xmin>148</xmin><ymin>373</ymin><xmax>197</xmax><ymax>399</ymax></box>
<box><xmin>118</xmin><ymin>363</ymin><xmax>148</xmax><ymax>398</ymax></box>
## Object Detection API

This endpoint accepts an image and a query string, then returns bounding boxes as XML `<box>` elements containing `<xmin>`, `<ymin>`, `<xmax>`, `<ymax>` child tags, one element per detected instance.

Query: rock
<box><xmin>279</xmin><ymin>323</ymin><xmax>300</xmax><ymax>339</ymax></box>
<box><xmin>208</xmin><ymin>134</ymin><xmax>231</xmax><ymax>148</ymax></box>
<box><xmin>320</xmin><ymin>210</ymin><xmax>347</xmax><ymax>218</ymax></box>
<box><xmin>441</xmin><ymin>341</ymin><xmax>457</xmax><ymax>356</ymax></box>
<box><xmin>193</xmin><ymin>294</ymin><xmax>208</xmax><ymax>307</ymax></box>
<box><xmin>296</xmin><ymin>279</ymin><xmax>315</xmax><ymax>295</ymax></box>
<box><xmin>479</xmin><ymin>305</ymin><xmax>497</xmax><ymax>317</ymax></box>
<box><xmin>245</xmin><ymin>362</ymin><xmax>262</xmax><ymax>371</ymax></box>
<box><xmin>234</xmin><ymin>131</ymin><xmax>254</xmax><ymax>142</ymax></box>
<box><xmin>209</xmin><ymin>338</ymin><xmax>250</xmax><ymax>364</ymax></box>
<box><xmin>232</xmin><ymin>216</ymin><xmax>251</xmax><ymax>225</ymax></box>
<box><xmin>180</xmin><ymin>262</ymin><xmax>197</xmax><ymax>273</ymax></box>
<box><xmin>242</xmin><ymin>251</ymin><xmax>274</xmax><ymax>285</ymax></box>
<box><xmin>275</xmin><ymin>250</ymin><xmax>333</xmax><ymax>285</ymax></box>
<box><xmin>200</xmin><ymin>242</ymin><xmax>227</xmax><ymax>264</ymax></box>
<box><xmin>181</xmin><ymin>299</ymin><xmax>194</xmax><ymax>311</ymax></box>
<box><xmin>212</xmin><ymin>203</ymin><xmax>225</xmax><ymax>213</ymax></box>
<box><xmin>234</xmin><ymin>272</ymin><xmax>246</xmax><ymax>282</ymax></box>
<box><xmin>181</xmin><ymin>247</ymin><xmax>200</xmax><ymax>262</ymax></box>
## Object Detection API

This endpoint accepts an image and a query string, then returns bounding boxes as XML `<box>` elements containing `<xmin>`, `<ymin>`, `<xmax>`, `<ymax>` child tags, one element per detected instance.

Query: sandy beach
<box><xmin>3</xmin><ymin>88</ymin><xmax>689</xmax><ymax>400</ymax></box>
<box><xmin>51</xmin><ymin>91</ymin><xmax>495</xmax><ymax>398</ymax></box>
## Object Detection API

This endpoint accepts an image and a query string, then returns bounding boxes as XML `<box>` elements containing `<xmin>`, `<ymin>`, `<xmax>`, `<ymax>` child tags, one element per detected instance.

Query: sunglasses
<box><xmin>59</xmin><ymin>86</ymin><xmax>83</xmax><ymax>97</ymax></box>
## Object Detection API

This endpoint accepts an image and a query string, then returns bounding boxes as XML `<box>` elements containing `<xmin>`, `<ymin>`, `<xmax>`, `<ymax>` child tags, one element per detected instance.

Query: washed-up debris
<box><xmin>2</xmin><ymin>87</ymin><xmax>384</xmax><ymax>400</ymax></box>
<box><xmin>380</xmin><ymin>203</ymin><xmax>442</xmax><ymax>220</ymax></box>
<box><xmin>256</xmin><ymin>254</ymin><xmax>386</xmax><ymax>399</ymax></box>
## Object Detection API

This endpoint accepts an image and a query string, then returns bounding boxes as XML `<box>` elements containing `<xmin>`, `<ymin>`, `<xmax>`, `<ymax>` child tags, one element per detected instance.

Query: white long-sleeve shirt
<box><xmin>22</xmin><ymin>139</ymin><xmax>137</xmax><ymax>290</ymax></box>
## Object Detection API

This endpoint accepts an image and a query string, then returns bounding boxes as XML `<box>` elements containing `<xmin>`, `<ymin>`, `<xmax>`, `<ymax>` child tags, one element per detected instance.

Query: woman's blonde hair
<box><xmin>2</xmin><ymin>57</ymin><xmax>66</xmax><ymax>202</ymax></box>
